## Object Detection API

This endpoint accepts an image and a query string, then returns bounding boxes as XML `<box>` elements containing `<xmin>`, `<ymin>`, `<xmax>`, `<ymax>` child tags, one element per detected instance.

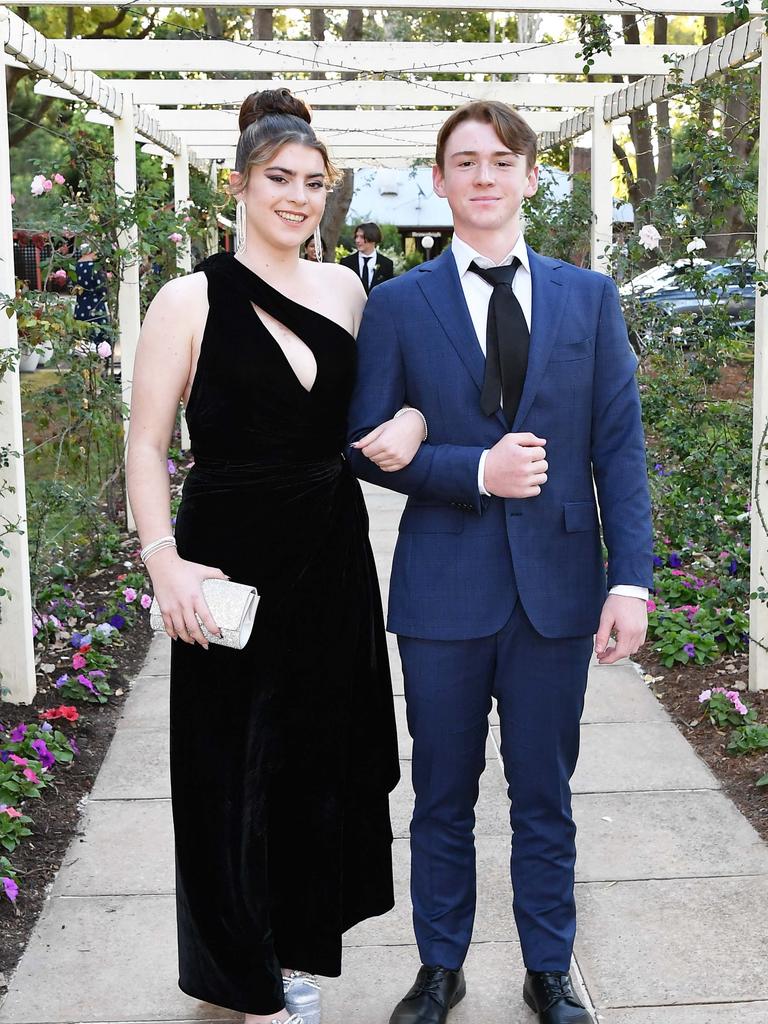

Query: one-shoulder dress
<box><xmin>169</xmin><ymin>252</ymin><xmax>400</xmax><ymax>1015</ymax></box>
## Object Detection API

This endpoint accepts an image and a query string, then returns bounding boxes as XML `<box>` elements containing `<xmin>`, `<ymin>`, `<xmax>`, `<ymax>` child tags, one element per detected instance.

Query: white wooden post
<box><xmin>207</xmin><ymin>161</ymin><xmax>219</xmax><ymax>257</ymax></box>
<box><xmin>173</xmin><ymin>143</ymin><xmax>192</xmax><ymax>451</ymax></box>
<box><xmin>0</xmin><ymin>42</ymin><xmax>36</xmax><ymax>704</ymax></box>
<box><xmin>749</xmin><ymin>31</ymin><xmax>768</xmax><ymax>691</ymax></box>
<box><xmin>113</xmin><ymin>91</ymin><xmax>141</xmax><ymax>532</ymax></box>
<box><xmin>590</xmin><ymin>97</ymin><xmax>613</xmax><ymax>274</ymax></box>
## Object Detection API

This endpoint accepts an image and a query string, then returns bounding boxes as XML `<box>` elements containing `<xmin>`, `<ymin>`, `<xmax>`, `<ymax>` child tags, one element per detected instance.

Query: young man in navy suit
<box><xmin>347</xmin><ymin>103</ymin><xmax>653</xmax><ymax>1024</ymax></box>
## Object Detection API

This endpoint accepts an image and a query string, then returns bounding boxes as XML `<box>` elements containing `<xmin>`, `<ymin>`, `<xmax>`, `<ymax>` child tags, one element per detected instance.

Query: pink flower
<box><xmin>123</xmin><ymin>587</ymin><xmax>137</xmax><ymax>603</ymax></box>
<box><xmin>167</xmin><ymin>459</ymin><xmax>177</xmax><ymax>475</ymax></box>
<box><xmin>646</xmin><ymin>599</ymin><xmax>657</xmax><ymax>612</ymax></box>
<box><xmin>168</xmin><ymin>232</ymin><xmax>183</xmax><ymax>244</ymax></box>
<box><xmin>53</xmin><ymin>172</ymin><xmax>65</xmax><ymax>185</ymax></box>
<box><xmin>698</xmin><ymin>689</ymin><xmax>712</xmax><ymax>703</ymax></box>
<box><xmin>670</xmin><ymin>569</ymin><xmax>685</xmax><ymax>576</ymax></box>
<box><xmin>30</xmin><ymin>174</ymin><xmax>50</xmax><ymax>196</ymax></box>
<box><xmin>9</xmin><ymin>755</ymin><xmax>28</xmax><ymax>766</ymax></box>
<box><xmin>52</xmin><ymin>269</ymin><xmax>67</xmax><ymax>283</ymax></box>
<box><xmin>23</xmin><ymin>768</ymin><xmax>40</xmax><ymax>784</ymax></box>
<box><xmin>97</xmin><ymin>341</ymin><xmax>112</xmax><ymax>359</ymax></box>
<box><xmin>0</xmin><ymin>807</ymin><xmax>21</xmax><ymax>819</ymax></box>
<box><xmin>140</xmin><ymin>594</ymin><xmax>152</xmax><ymax>610</ymax></box>
<box><xmin>2</xmin><ymin>876</ymin><xmax>18</xmax><ymax>903</ymax></box>
<box><xmin>72</xmin><ymin>653</ymin><xmax>87</xmax><ymax>670</ymax></box>
<box><xmin>10</xmin><ymin>193</ymin><xmax>15</xmax><ymax>205</ymax></box>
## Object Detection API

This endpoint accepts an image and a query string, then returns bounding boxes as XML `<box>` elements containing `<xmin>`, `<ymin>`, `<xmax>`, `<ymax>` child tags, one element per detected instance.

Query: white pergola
<box><xmin>1</xmin><ymin>4</ymin><xmax>767</xmax><ymax>702</ymax></box>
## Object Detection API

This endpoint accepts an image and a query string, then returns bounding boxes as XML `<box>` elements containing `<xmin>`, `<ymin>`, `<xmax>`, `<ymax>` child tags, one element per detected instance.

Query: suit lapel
<box><xmin>511</xmin><ymin>247</ymin><xmax>569</xmax><ymax>431</ymax></box>
<box><xmin>415</xmin><ymin>251</ymin><xmax>488</xmax><ymax>398</ymax></box>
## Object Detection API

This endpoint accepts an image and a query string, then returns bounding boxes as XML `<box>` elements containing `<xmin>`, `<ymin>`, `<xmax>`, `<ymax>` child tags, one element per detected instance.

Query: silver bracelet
<box><xmin>394</xmin><ymin>406</ymin><xmax>428</xmax><ymax>442</ymax></box>
<box><xmin>140</xmin><ymin>536</ymin><xmax>176</xmax><ymax>564</ymax></box>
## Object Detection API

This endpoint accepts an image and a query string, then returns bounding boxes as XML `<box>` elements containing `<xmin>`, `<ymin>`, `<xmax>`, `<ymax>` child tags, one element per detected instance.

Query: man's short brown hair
<box><xmin>435</xmin><ymin>101</ymin><xmax>538</xmax><ymax>171</ymax></box>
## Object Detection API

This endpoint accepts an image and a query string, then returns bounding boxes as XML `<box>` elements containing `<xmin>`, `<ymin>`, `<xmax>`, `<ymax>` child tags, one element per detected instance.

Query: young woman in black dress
<box><xmin>127</xmin><ymin>90</ymin><xmax>425</xmax><ymax>1024</ymax></box>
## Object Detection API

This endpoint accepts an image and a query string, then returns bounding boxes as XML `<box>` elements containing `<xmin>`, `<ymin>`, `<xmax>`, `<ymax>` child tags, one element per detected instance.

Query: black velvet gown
<box><xmin>169</xmin><ymin>252</ymin><xmax>400</xmax><ymax>1016</ymax></box>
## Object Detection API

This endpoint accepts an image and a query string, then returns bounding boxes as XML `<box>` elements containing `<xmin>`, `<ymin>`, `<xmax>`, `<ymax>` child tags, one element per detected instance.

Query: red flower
<box><xmin>78</xmin><ymin>643</ymin><xmax>91</xmax><ymax>654</ymax></box>
<box><xmin>38</xmin><ymin>705</ymin><xmax>79</xmax><ymax>722</ymax></box>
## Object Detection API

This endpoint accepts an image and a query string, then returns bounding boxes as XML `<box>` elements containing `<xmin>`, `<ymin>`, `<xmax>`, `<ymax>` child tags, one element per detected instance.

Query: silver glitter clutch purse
<box><xmin>149</xmin><ymin>578</ymin><xmax>258</xmax><ymax>650</ymax></box>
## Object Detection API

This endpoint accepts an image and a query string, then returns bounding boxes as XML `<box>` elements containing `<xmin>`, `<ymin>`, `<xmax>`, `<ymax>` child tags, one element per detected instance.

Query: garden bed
<box><xmin>0</xmin><ymin>554</ymin><xmax>153</xmax><ymax>988</ymax></box>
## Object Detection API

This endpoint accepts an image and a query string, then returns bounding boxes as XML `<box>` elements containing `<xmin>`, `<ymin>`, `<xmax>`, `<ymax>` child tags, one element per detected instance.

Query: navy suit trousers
<box><xmin>398</xmin><ymin>603</ymin><xmax>592</xmax><ymax>973</ymax></box>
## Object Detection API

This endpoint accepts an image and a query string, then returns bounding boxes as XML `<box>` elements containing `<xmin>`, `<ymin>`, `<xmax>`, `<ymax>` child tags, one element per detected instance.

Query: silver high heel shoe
<box><xmin>282</xmin><ymin>971</ymin><xmax>321</xmax><ymax>1024</ymax></box>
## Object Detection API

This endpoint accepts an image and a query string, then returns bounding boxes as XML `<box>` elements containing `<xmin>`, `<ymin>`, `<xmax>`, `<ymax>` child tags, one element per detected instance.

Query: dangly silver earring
<box><xmin>235</xmin><ymin>199</ymin><xmax>247</xmax><ymax>255</ymax></box>
<box><xmin>313</xmin><ymin>224</ymin><xmax>323</xmax><ymax>263</ymax></box>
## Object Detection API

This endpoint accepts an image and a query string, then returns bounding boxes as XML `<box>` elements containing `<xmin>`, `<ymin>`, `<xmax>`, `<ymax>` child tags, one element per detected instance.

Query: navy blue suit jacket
<box><xmin>347</xmin><ymin>246</ymin><xmax>653</xmax><ymax>641</ymax></box>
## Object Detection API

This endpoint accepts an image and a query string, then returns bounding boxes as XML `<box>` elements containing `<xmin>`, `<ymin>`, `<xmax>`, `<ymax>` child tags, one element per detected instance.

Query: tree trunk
<box><xmin>310</xmin><ymin>10</ymin><xmax>326</xmax><ymax>40</ymax></box>
<box><xmin>654</xmin><ymin>16</ymin><xmax>673</xmax><ymax>184</ymax></box>
<box><xmin>250</xmin><ymin>9</ymin><xmax>274</xmax><ymax>81</ymax></box>
<box><xmin>321</xmin><ymin>168</ymin><xmax>354</xmax><ymax>260</ymax></box>
<box><xmin>621</xmin><ymin>15</ymin><xmax>657</xmax><ymax>204</ymax></box>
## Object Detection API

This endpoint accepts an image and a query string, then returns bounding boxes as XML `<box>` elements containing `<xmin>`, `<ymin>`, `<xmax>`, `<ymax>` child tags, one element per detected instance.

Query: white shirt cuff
<box><xmin>610</xmin><ymin>585</ymin><xmax>649</xmax><ymax>601</ymax></box>
<box><xmin>478</xmin><ymin>450</ymin><xmax>491</xmax><ymax>496</ymax></box>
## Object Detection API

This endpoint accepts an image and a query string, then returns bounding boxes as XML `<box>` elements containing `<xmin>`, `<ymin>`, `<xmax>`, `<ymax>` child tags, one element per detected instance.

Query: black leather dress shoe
<box><xmin>523</xmin><ymin>971</ymin><xmax>594</xmax><ymax>1023</ymax></box>
<box><xmin>389</xmin><ymin>965</ymin><xmax>466</xmax><ymax>1024</ymax></box>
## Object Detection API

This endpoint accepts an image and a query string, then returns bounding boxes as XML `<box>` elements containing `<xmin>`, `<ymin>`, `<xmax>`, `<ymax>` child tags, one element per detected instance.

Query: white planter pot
<box><xmin>36</xmin><ymin>338</ymin><xmax>54</xmax><ymax>365</ymax></box>
<box><xmin>19</xmin><ymin>351</ymin><xmax>40</xmax><ymax>373</ymax></box>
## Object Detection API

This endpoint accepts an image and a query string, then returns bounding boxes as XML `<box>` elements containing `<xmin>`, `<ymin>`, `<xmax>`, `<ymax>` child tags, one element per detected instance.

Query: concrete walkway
<box><xmin>2</xmin><ymin>483</ymin><xmax>768</xmax><ymax>1024</ymax></box>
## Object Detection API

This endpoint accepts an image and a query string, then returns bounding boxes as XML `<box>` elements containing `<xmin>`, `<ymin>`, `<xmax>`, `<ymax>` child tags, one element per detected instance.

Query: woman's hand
<box><xmin>146</xmin><ymin>548</ymin><xmax>228</xmax><ymax>648</ymax></box>
<box><xmin>352</xmin><ymin>408</ymin><xmax>427</xmax><ymax>472</ymax></box>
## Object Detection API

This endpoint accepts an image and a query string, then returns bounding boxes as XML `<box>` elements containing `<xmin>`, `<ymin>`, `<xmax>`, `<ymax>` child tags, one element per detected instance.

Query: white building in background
<box><xmin>346</xmin><ymin>165</ymin><xmax>632</xmax><ymax>260</ymax></box>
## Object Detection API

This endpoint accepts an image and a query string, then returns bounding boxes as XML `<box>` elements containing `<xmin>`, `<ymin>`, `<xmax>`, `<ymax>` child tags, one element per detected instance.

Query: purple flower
<box><xmin>108</xmin><ymin>614</ymin><xmax>126</xmax><ymax>630</ymax></box>
<box><xmin>2</xmin><ymin>876</ymin><xmax>18</xmax><ymax>903</ymax></box>
<box><xmin>55</xmin><ymin>674</ymin><xmax>69</xmax><ymax>688</ymax></box>
<box><xmin>77</xmin><ymin>674</ymin><xmax>97</xmax><ymax>694</ymax></box>
<box><xmin>653</xmin><ymin>555</ymin><xmax>664</xmax><ymax>568</ymax></box>
<box><xmin>668</xmin><ymin>552</ymin><xmax>682</xmax><ymax>568</ymax></box>
<box><xmin>683</xmin><ymin>642</ymin><xmax>696</xmax><ymax>658</ymax></box>
<box><xmin>0</xmin><ymin>751</ymin><xmax>8</xmax><ymax>763</ymax></box>
<box><xmin>30</xmin><ymin>738</ymin><xmax>55</xmax><ymax>770</ymax></box>
<box><xmin>90</xmin><ymin>670</ymin><xmax>106</xmax><ymax>679</ymax></box>
<box><xmin>167</xmin><ymin>459</ymin><xmax>177</xmax><ymax>475</ymax></box>
<box><xmin>9</xmin><ymin>724</ymin><xmax>26</xmax><ymax>743</ymax></box>
<box><xmin>68</xmin><ymin>736</ymin><xmax>80</xmax><ymax>756</ymax></box>
<box><xmin>40</xmin><ymin>722</ymin><xmax>53</xmax><ymax>734</ymax></box>
<box><xmin>728</xmin><ymin>558</ymin><xmax>738</xmax><ymax>576</ymax></box>
<box><xmin>70</xmin><ymin>633</ymin><xmax>83</xmax><ymax>648</ymax></box>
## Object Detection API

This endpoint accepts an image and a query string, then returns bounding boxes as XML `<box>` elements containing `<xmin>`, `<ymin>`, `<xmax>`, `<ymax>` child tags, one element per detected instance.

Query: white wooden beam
<box><xmin>23</xmin><ymin>1</ymin><xmax>768</xmax><ymax>12</ymax></box>
<box><xmin>540</xmin><ymin>17</ymin><xmax>765</xmax><ymax>148</ymax></box>
<box><xmin>589</xmin><ymin>98</ymin><xmax>613</xmax><ymax>273</ymax></box>
<box><xmin>35</xmin><ymin>77</ymin><xmax>620</xmax><ymax>108</ymax></box>
<box><xmin>50</xmin><ymin>40</ymin><xmax>699</xmax><ymax>77</ymax></box>
<box><xmin>0</xmin><ymin>10</ymin><xmax>36</xmax><ymax>704</ymax></box>
<box><xmin>114</xmin><ymin>92</ymin><xmax>141</xmax><ymax>532</ymax></box>
<box><xmin>750</xmin><ymin>30</ymin><xmax>768</xmax><ymax>692</ymax></box>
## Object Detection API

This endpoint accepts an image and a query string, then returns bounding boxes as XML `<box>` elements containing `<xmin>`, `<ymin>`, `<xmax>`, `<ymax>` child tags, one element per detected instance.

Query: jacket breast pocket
<box><xmin>399</xmin><ymin>506</ymin><xmax>465</xmax><ymax>535</ymax></box>
<box><xmin>563</xmin><ymin>501</ymin><xmax>599</xmax><ymax>533</ymax></box>
<box><xmin>549</xmin><ymin>339</ymin><xmax>593</xmax><ymax>363</ymax></box>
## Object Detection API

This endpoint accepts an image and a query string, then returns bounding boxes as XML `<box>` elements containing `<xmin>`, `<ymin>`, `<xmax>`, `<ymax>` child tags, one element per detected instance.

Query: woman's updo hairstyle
<box><xmin>232</xmin><ymin>88</ymin><xmax>340</xmax><ymax>192</ymax></box>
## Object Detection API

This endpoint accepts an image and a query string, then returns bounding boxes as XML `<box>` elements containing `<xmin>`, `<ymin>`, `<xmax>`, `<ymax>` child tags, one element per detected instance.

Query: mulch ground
<box><xmin>637</xmin><ymin>643</ymin><xmax>768</xmax><ymax>842</ymax></box>
<box><xmin>0</xmin><ymin>557</ymin><xmax>153</xmax><ymax>989</ymax></box>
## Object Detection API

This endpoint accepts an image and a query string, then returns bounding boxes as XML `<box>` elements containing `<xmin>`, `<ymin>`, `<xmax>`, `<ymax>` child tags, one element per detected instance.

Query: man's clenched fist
<box><xmin>483</xmin><ymin>433</ymin><xmax>548</xmax><ymax>499</ymax></box>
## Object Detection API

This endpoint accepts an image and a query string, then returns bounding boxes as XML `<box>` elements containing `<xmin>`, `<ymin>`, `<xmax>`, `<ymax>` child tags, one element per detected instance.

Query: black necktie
<box><xmin>361</xmin><ymin>255</ymin><xmax>372</xmax><ymax>293</ymax></box>
<box><xmin>468</xmin><ymin>258</ymin><xmax>529</xmax><ymax>422</ymax></box>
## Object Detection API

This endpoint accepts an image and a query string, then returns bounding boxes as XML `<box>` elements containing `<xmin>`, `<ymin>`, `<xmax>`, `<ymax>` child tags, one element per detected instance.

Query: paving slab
<box><xmin>137</xmin><ymin>635</ymin><xmax>171</xmax><ymax>677</ymax></box>
<box><xmin>572</xmin><ymin>722</ymin><xmax>719</xmax><ymax>793</ymax></box>
<box><xmin>575</xmin><ymin>875</ymin><xmax>768</xmax><ymax>1007</ymax></box>
<box><xmin>54</xmin><ymin>798</ymin><xmax>174</xmax><ymax>897</ymax></box>
<box><xmin>120</xmin><ymin>673</ymin><xmax>170</xmax><ymax>730</ymax></box>
<box><xmin>0</xmin><ymin>895</ymin><xmax>234</xmax><ymax>1024</ymax></box>
<box><xmin>598</xmin><ymin>1006</ymin><xmax>768</xmax><ymax>1024</ymax></box>
<box><xmin>325</xmin><ymin>941</ymin><xmax>528</xmax><ymax>1024</ymax></box>
<box><xmin>90</xmin><ymin>729</ymin><xmax>171</xmax><ymax>801</ymax></box>
<box><xmin>573</xmin><ymin>790</ymin><xmax>768</xmax><ymax>882</ymax></box>
<box><xmin>582</xmin><ymin>663</ymin><xmax>668</xmax><ymax>724</ymax></box>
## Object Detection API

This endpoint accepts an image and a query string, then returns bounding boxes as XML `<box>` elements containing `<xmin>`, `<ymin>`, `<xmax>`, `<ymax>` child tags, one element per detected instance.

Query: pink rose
<box><xmin>53</xmin><ymin>173</ymin><xmax>65</xmax><ymax>185</ymax></box>
<box><xmin>97</xmin><ymin>341</ymin><xmax>112</xmax><ymax>359</ymax></box>
<box><xmin>168</xmin><ymin>232</ymin><xmax>183</xmax><ymax>244</ymax></box>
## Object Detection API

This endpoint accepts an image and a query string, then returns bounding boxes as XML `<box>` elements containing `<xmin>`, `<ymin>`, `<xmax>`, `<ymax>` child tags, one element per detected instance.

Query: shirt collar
<box><xmin>359</xmin><ymin>249</ymin><xmax>377</xmax><ymax>262</ymax></box>
<box><xmin>451</xmin><ymin>232</ymin><xmax>529</xmax><ymax>278</ymax></box>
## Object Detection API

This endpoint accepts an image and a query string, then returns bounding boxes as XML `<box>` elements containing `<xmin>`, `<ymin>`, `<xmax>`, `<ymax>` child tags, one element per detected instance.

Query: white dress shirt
<box><xmin>357</xmin><ymin>249</ymin><xmax>378</xmax><ymax>289</ymax></box>
<box><xmin>450</xmin><ymin>232</ymin><xmax>647</xmax><ymax>603</ymax></box>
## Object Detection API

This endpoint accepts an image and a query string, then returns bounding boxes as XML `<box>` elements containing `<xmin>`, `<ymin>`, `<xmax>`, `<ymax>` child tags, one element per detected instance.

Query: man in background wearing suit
<box><xmin>347</xmin><ymin>102</ymin><xmax>652</xmax><ymax>1024</ymax></box>
<box><xmin>340</xmin><ymin>221</ymin><xmax>394</xmax><ymax>293</ymax></box>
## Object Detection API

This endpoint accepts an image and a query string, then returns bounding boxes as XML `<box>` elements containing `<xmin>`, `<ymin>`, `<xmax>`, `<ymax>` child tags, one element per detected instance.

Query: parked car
<box><xmin>621</xmin><ymin>258</ymin><xmax>755</xmax><ymax>324</ymax></box>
